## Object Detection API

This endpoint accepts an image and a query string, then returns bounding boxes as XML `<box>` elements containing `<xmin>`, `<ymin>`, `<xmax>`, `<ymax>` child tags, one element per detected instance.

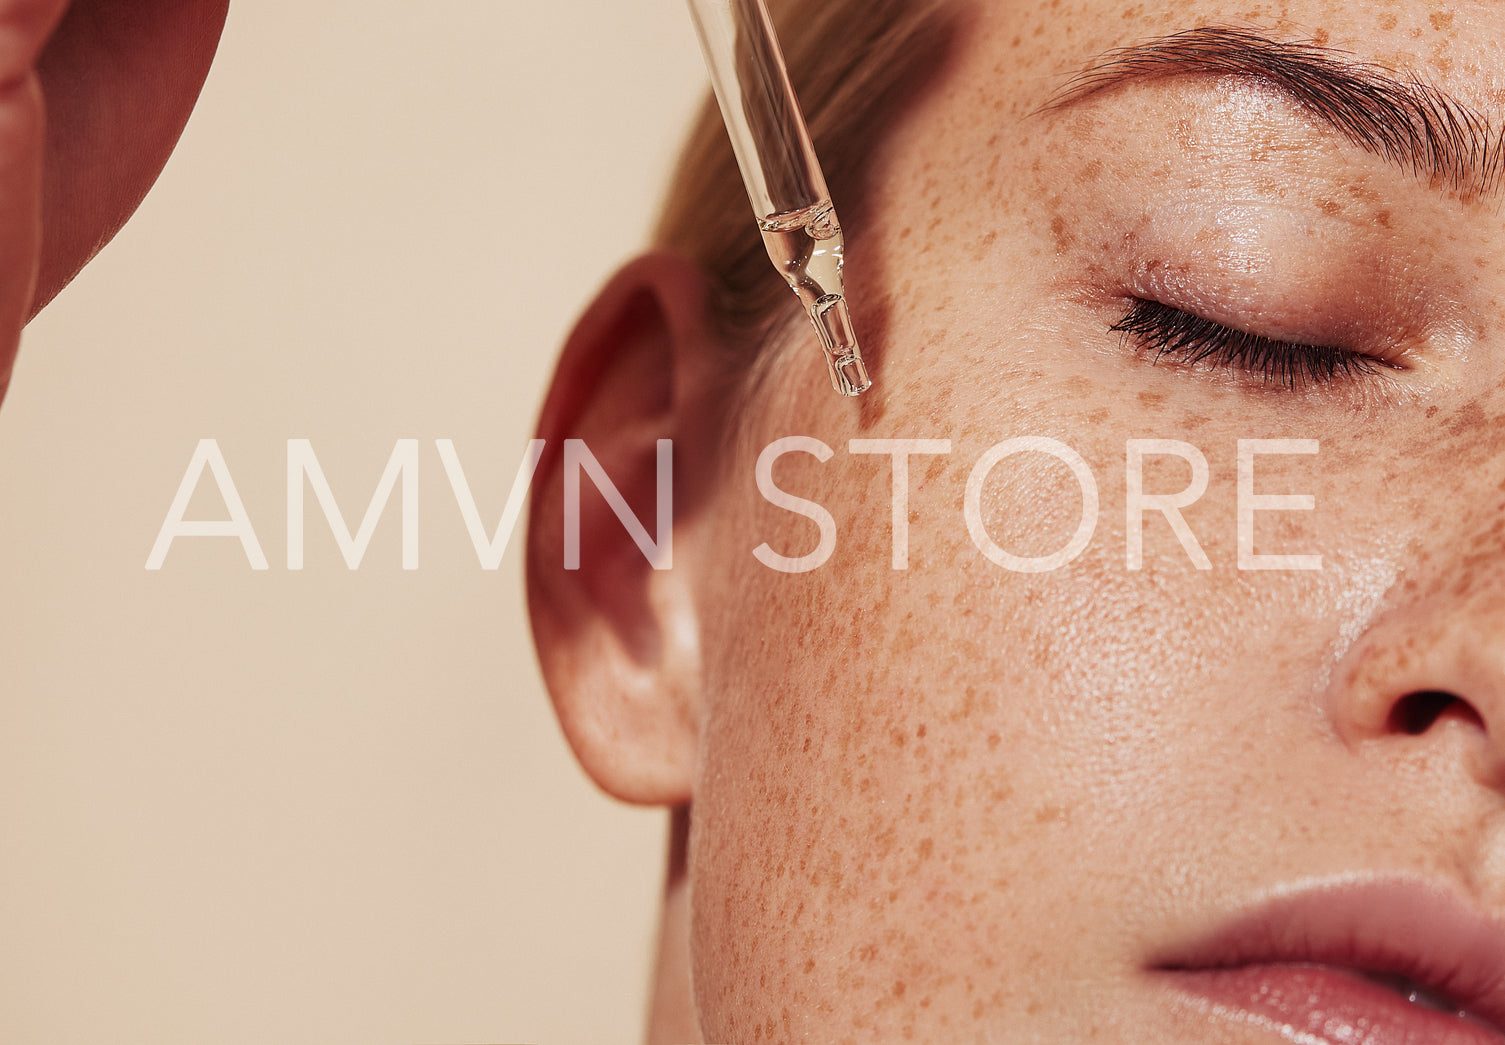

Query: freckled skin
<box><xmin>664</xmin><ymin>2</ymin><xmax>1505</xmax><ymax>1042</ymax></box>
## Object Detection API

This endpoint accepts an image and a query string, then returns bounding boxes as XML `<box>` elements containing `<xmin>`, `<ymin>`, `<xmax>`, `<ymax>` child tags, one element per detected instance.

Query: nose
<box><xmin>1327</xmin><ymin>578</ymin><xmax>1505</xmax><ymax>790</ymax></box>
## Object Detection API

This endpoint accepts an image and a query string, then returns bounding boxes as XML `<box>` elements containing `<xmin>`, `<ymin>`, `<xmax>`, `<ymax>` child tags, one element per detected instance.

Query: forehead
<box><xmin>873</xmin><ymin>0</ymin><xmax>1505</xmax><ymax>209</ymax></box>
<box><xmin>952</xmin><ymin>0</ymin><xmax>1504</xmax><ymax>103</ymax></box>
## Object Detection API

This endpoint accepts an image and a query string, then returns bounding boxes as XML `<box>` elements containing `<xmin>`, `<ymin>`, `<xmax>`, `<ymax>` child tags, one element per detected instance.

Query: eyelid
<box><xmin>1110</xmin><ymin>297</ymin><xmax>1396</xmax><ymax>389</ymax></box>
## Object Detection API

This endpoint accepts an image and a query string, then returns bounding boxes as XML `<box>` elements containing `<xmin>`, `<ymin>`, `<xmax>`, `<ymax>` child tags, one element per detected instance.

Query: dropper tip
<box><xmin>810</xmin><ymin>294</ymin><xmax>872</xmax><ymax>397</ymax></box>
<box><xmin>827</xmin><ymin>354</ymin><xmax>871</xmax><ymax>396</ymax></box>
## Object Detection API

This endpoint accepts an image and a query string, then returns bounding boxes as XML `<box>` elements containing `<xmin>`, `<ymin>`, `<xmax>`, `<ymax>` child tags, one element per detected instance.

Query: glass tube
<box><xmin>684</xmin><ymin>0</ymin><xmax>872</xmax><ymax>397</ymax></box>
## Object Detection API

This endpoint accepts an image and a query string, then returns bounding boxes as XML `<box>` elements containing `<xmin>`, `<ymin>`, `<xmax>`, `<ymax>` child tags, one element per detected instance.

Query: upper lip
<box><xmin>1149</xmin><ymin>875</ymin><xmax>1505</xmax><ymax>1032</ymax></box>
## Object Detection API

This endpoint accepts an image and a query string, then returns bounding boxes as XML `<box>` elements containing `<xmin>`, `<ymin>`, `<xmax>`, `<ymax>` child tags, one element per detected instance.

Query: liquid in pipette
<box><xmin>759</xmin><ymin>199</ymin><xmax>871</xmax><ymax>396</ymax></box>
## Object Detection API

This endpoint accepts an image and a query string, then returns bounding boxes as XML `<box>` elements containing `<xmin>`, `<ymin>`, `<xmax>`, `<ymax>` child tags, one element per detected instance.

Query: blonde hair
<box><xmin>653</xmin><ymin>0</ymin><xmax>960</xmax><ymax>386</ymax></box>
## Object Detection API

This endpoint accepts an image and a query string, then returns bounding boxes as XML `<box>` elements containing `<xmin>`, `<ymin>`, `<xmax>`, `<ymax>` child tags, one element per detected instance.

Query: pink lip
<box><xmin>1151</xmin><ymin>877</ymin><xmax>1505</xmax><ymax>1044</ymax></box>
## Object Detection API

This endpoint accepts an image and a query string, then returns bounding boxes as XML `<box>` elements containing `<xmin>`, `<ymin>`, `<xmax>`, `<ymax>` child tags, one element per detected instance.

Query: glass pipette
<box><xmin>684</xmin><ymin>0</ymin><xmax>872</xmax><ymax>397</ymax></box>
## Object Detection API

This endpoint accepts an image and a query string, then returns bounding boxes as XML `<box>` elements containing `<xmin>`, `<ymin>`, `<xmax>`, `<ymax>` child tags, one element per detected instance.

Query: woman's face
<box><xmin>686</xmin><ymin>0</ymin><xmax>1505</xmax><ymax>1041</ymax></box>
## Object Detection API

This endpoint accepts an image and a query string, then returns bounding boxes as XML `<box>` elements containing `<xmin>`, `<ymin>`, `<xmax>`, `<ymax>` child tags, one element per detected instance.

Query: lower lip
<box><xmin>1161</xmin><ymin>965</ymin><xmax>1504</xmax><ymax>1045</ymax></box>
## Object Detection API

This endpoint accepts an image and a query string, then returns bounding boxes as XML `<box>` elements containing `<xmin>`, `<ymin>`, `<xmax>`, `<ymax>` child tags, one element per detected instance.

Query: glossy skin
<box><xmin>530</xmin><ymin>1</ymin><xmax>1505</xmax><ymax>1041</ymax></box>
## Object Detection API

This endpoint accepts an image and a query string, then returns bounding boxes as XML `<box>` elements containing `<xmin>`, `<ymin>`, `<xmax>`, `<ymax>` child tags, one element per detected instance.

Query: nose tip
<box><xmin>1328</xmin><ymin>598</ymin><xmax>1505</xmax><ymax>789</ymax></box>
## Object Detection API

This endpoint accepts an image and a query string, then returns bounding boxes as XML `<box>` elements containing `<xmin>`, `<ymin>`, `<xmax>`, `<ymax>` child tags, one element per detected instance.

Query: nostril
<box><xmin>1388</xmin><ymin>690</ymin><xmax>1485</xmax><ymax>736</ymax></box>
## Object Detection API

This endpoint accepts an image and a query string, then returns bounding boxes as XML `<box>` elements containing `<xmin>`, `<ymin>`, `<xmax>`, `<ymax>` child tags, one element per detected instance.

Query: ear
<box><xmin>527</xmin><ymin>251</ymin><xmax>722</xmax><ymax>806</ymax></box>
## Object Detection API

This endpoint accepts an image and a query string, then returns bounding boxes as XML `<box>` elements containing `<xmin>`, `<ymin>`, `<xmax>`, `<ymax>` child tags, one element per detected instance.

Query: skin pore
<box><xmin>528</xmin><ymin>1</ymin><xmax>1505</xmax><ymax>1042</ymax></box>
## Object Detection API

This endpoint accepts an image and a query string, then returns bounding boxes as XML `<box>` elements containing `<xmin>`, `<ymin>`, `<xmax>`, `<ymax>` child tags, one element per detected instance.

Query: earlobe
<box><xmin>526</xmin><ymin>252</ymin><xmax>720</xmax><ymax>806</ymax></box>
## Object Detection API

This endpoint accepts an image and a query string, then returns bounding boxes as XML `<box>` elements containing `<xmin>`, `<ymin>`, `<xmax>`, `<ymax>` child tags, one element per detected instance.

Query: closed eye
<box><xmin>1110</xmin><ymin>298</ymin><xmax>1393</xmax><ymax>389</ymax></box>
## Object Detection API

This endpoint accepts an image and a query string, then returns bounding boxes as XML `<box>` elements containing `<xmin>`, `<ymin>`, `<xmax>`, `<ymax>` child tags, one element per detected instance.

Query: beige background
<box><xmin>0</xmin><ymin>2</ymin><xmax>704</xmax><ymax>1042</ymax></box>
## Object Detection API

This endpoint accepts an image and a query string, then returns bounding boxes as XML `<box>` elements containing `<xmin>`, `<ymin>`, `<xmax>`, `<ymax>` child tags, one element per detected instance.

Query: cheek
<box><xmin>683</xmin><ymin>324</ymin><xmax>1500</xmax><ymax>1040</ymax></box>
<box><xmin>685</xmin><ymin>395</ymin><xmax>1248</xmax><ymax>1039</ymax></box>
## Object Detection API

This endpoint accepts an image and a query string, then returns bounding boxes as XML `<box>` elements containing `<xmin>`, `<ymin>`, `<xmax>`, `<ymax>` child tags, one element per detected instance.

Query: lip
<box><xmin>1150</xmin><ymin>877</ymin><xmax>1505</xmax><ymax>1044</ymax></box>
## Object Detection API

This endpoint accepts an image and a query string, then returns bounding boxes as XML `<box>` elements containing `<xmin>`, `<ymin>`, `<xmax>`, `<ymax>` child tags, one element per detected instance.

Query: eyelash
<box><xmin>1110</xmin><ymin>298</ymin><xmax>1382</xmax><ymax>389</ymax></box>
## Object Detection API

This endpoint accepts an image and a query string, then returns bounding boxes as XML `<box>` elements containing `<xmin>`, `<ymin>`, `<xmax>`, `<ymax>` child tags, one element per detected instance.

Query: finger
<box><xmin>32</xmin><ymin>0</ymin><xmax>231</xmax><ymax>316</ymax></box>
<box><xmin>0</xmin><ymin>0</ymin><xmax>68</xmax><ymax>398</ymax></box>
<box><xmin>0</xmin><ymin>67</ymin><xmax>45</xmax><ymax>399</ymax></box>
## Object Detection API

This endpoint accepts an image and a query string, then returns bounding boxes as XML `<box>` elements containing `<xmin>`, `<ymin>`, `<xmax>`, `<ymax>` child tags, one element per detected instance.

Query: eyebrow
<box><xmin>1042</xmin><ymin>26</ymin><xmax>1504</xmax><ymax>198</ymax></box>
